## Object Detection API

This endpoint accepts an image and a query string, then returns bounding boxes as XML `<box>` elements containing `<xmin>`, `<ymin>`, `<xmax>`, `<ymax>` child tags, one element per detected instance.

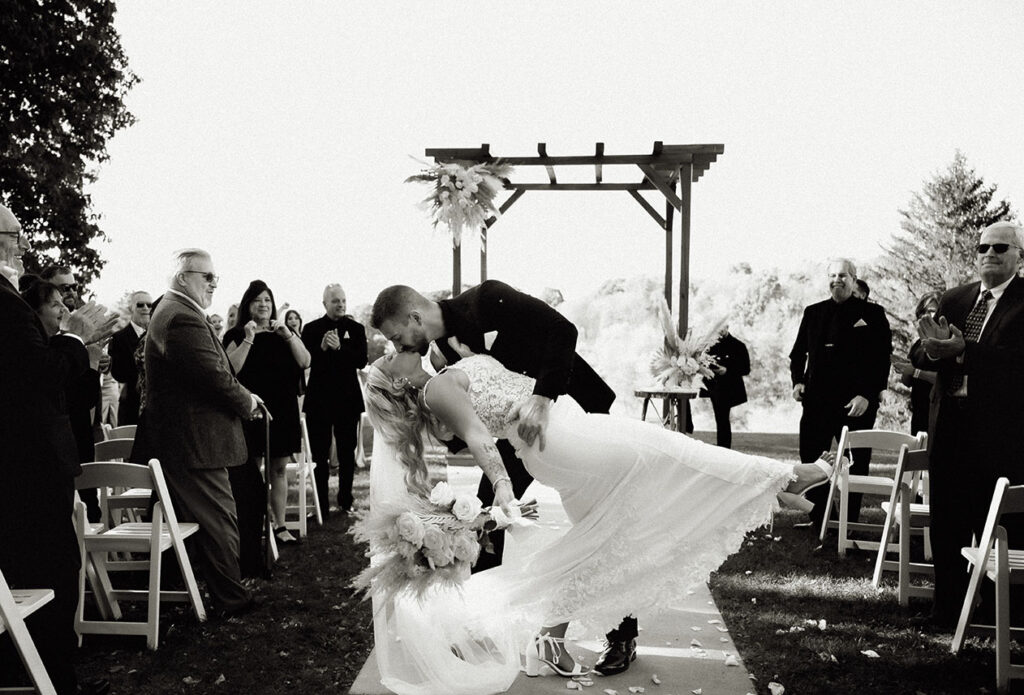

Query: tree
<box><xmin>874</xmin><ymin>151</ymin><xmax>1015</xmax><ymax>429</ymax></box>
<box><xmin>0</xmin><ymin>0</ymin><xmax>138</xmax><ymax>287</ymax></box>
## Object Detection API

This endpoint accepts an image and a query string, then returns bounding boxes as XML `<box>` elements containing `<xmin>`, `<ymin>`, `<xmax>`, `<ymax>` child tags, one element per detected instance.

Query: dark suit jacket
<box><xmin>109</xmin><ymin>322</ymin><xmax>143</xmax><ymax>422</ymax></box>
<box><xmin>789</xmin><ymin>296</ymin><xmax>892</xmax><ymax>408</ymax></box>
<box><xmin>0</xmin><ymin>277</ymin><xmax>88</xmax><ymax>512</ymax></box>
<box><xmin>436</xmin><ymin>280</ymin><xmax>615</xmax><ymax>414</ymax></box>
<box><xmin>912</xmin><ymin>276</ymin><xmax>1024</xmax><ymax>472</ymax></box>
<box><xmin>301</xmin><ymin>315</ymin><xmax>368</xmax><ymax>419</ymax></box>
<box><xmin>145</xmin><ymin>291</ymin><xmax>253</xmax><ymax>471</ymax></box>
<box><xmin>701</xmin><ymin>333</ymin><xmax>750</xmax><ymax>408</ymax></box>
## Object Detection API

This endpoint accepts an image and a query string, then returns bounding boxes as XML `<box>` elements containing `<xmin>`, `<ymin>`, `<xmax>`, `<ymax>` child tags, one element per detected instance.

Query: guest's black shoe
<box><xmin>593</xmin><ymin>636</ymin><xmax>637</xmax><ymax>676</ymax></box>
<box><xmin>77</xmin><ymin>676</ymin><xmax>111</xmax><ymax>695</ymax></box>
<box><xmin>215</xmin><ymin>597</ymin><xmax>258</xmax><ymax>620</ymax></box>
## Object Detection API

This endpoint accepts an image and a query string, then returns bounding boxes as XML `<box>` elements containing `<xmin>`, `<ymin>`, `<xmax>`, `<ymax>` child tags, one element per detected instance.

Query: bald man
<box><xmin>301</xmin><ymin>284</ymin><xmax>368</xmax><ymax>517</ymax></box>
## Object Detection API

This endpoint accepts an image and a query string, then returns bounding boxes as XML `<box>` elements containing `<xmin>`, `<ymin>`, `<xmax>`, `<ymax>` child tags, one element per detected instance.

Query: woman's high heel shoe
<box><xmin>524</xmin><ymin>633</ymin><xmax>589</xmax><ymax>678</ymax></box>
<box><xmin>777</xmin><ymin>454</ymin><xmax>840</xmax><ymax>512</ymax></box>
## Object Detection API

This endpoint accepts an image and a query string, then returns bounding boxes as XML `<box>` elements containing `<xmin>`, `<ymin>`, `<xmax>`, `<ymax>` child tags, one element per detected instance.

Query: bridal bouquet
<box><xmin>406</xmin><ymin>160</ymin><xmax>514</xmax><ymax>247</ymax></box>
<box><xmin>649</xmin><ymin>297</ymin><xmax>727</xmax><ymax>390</ymax></box>
<box><xmin>352</xmin><ymin>481</ymin><xmax>534</xmax><ymax>603</ymax></box>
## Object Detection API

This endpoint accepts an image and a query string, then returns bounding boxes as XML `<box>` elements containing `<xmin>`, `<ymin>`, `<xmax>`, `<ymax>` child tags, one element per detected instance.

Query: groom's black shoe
<box><xmin>593</xmin><ymin>636</ymin><xmax>637</xmax><ymax>676</ymax></box>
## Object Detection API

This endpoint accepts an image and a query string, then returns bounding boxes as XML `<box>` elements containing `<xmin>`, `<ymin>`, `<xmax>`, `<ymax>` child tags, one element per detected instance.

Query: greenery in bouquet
<box><xmin>351</xmin><ymin>481</ymin><xmax>529</xmax><ymax>604</ymax></box>
<box><xmin>649</xmin><ymin>296</ymin><xmax>727</xmax><ymax>389</ymax></box>
<box><xmin>406</xmin><ymin>160</ymin><xmax>514</xmax><ymax>247</ymax></box>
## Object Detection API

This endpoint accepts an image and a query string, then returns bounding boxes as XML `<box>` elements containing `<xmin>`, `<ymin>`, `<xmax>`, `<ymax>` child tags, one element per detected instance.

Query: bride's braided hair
<box><xmin>364</xmin><ymin>364</ymin><xmax>443</xmax><ymax>497</ymax></box>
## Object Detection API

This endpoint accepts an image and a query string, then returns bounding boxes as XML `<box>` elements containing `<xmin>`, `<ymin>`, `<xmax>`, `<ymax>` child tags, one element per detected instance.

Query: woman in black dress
<box><xmin>224</xmin><ymin>280</ymin><xmax>310</xmax><ymax>574</ymax></box>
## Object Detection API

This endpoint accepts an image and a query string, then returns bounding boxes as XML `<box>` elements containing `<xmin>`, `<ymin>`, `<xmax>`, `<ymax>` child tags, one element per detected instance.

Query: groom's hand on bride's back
<box><xmin>513</xmin><ymin>395</ymin><xmax>551</xmax><ymax>451</ymax></box>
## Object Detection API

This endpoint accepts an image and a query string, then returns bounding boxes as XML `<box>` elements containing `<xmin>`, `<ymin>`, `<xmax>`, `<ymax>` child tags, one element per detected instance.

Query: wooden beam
<box><xmin>480</xmin><ymin>227</ymin><xmax>487</xmax><ymax>284</ymax></box>
<box><xmin>484</xmin><ymin>188</ymin><xmax>526</xmax><ymax>228</ymax></box>
<box><xmin>537</xmin><ymin>143</ymin><xmax>557</xmax><ymax>184</ymax></box>
<box><xmin>664</xmin><ymin>196</ymin><xmax>674</xmax><ymax>310</ymax></box>
<box><xmin>452</xmin><ymin>244</ymin><xmax>462</xmax><ymax>297</ymax></box>
<box><xmin>652</xmin><ymin>141</ymin><xmax>664</xmax><ymax>156</ymax></box>
<box><xmin>627</xmin><ymin>190</ymin><xmax>666</xmax><ymax>229</ymax></box>
<box><xmin>638</xmin><ymin>164</ymin><xmax>684</xmax><ymax>211</ymax></box>
<box><xmin>594</xmin><ymin>142</ymin><xmax>604</xmax><ymax>184</ymax></box>
<box><xmin>427</xmin><ymin>144</ymin><xmax>491</xmax><ymax>162</ymax></box>
<box><xmin>423</xmin><ymin>145</ymin><xmax>724</xmax><ymax>167</ymax></box>
<box><xmin>677</xmin><ymin>163</ymin><xmax>693</xmax><ymax>336</ymax></box>
<box><xmin>509</xmin><ymin>182</ymin><xmax>663</xmax><ymax>191</ymax></box>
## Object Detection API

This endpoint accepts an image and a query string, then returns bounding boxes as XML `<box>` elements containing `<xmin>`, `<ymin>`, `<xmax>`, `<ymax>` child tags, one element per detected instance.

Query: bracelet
<box><xmin>243</xmin><ymin>339</ymin><xmax>254</xmax><ymax>346</ymax></box>
<box><xmin>492</xmin><ymin>476</ymin><xmax>511</xmax><ymax>489</ymax></box>
<box><xmin>913</xmin><ymin>368</ymin><xmax>920</xmax><ymax>379</ymax></box>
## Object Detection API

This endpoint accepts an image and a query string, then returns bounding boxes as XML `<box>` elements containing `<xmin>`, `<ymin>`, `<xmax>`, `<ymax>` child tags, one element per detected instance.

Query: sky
<box><xmin>85</xmin><ymin>1</ymin><xmax>1024</xmax><ymax>320</ymax></box>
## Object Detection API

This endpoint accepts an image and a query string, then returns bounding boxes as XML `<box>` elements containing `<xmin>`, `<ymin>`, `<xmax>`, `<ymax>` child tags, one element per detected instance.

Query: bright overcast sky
<box><xmin>86</xmin><ymin>1</ymin><xmax>1024</xmax><ymax>318</ymax></box>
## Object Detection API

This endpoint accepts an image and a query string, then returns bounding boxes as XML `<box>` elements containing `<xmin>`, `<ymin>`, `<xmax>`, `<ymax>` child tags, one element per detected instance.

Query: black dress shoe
<box><xmin>77</xmin><ymin>676</ymin><xmax>111</xmax><ymax>695</ymax></box>
<box><xmin>593</xmin><ymin>636</ymin><xmax>637</xmax><ymax>676</ymax></box>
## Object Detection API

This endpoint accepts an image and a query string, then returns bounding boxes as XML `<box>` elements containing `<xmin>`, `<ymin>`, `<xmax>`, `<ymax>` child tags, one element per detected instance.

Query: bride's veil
<box><xmin>364</xmin><ymin>426</ymin><xmax>522</xmax><ymax>695</ymax></box>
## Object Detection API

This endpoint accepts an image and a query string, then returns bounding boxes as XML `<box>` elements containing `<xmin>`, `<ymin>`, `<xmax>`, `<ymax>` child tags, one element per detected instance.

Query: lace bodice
<box><xmin>433</xmin><ymin>355</ymin><xmax>535</xmax><ymax>437</ymax></box>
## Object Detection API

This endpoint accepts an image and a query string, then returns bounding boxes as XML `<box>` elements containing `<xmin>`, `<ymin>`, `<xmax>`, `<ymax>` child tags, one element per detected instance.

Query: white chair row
<box><xmin>0</xmin><ymin>568</ymin><xmax>57</xmax><ymax>694</ymax></box>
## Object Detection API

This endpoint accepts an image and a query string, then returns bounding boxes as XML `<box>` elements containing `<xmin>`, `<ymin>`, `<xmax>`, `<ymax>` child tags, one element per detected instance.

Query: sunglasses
<box><xmin>58</xmin><ymin>283</ymin><xmax>79</xmax><ymax>294</ymax></box>
<box><xmin>976</xmin><ymin>243</ymin><xmax>1020</xmax><ymax>254</ymax></box>
<box><xmin>135</xmin><ymin>302</ymin><xmax>154</xmax><ymax>309</ymax></box>
<box><xmin>183</xmin><ymin>270</ymin><xmax>219</xmax><ymax>283</ymax></box>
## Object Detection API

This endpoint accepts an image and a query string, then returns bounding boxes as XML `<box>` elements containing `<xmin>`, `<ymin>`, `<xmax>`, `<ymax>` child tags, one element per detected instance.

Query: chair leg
<box><xmin>899</xmin><ymin>515</ymin><xmax>911</xmax><ymax>607</ymax></box>
<box><xmin>819</xmin><ymin>477</ymin><xmax>838</xmax><ymax>544</ymax></box>
<box><xmin>996</xmin><ymin>533</ymin><xmax>1010</xmax><ymax>693</ymax></box>
<box><xmin>310</xmin><ymin>463</ymin><xmax>323</xmax><ymax>526</ymax></box>
<box><xmin>873</xmin><ymin>502</ymin><xmax>897</xmax><ymax>587</ymax></box>
<box><xmin>838</xmin><ymin>484</ymin><xmax>850</xmax><ymax>557</ymax></box>
<box><xmin>298</xmin><ymin>462</ymin><xmax>308</xmax><ymax>538</ymax></box>
<box><xmin>92</xmin><ymin>553</ymin><xmax>122</xmax><ymax>620</ymax></box>
<box><xmin>146</xmin><ymin>550</ymin><xmax>162</xmax><ymax>650</ymax></box>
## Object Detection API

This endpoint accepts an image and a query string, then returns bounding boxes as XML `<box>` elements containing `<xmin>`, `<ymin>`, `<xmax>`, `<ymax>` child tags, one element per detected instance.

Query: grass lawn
<box><xmin>72</xmin><ymin>433</ymin><xmax>1010</xmax><ymax>694</ymax></box>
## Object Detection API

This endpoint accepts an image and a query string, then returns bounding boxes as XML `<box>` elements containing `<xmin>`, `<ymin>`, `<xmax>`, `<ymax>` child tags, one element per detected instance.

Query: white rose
<box><xmin>429</xmin><ymin>481</ymin><xmax>456</xmax><ymax>508</ymax></box>
<box><xmin>452</xmin><ymin>495</ymin><xmax>484</xmax><ymax>523</ymax></box>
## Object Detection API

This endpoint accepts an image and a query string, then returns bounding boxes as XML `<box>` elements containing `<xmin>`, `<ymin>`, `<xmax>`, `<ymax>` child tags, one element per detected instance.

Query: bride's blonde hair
<box><xmin>364</xmin><ymin>364</ymin><xmax>444</xmax><ymax>497</ymax></box>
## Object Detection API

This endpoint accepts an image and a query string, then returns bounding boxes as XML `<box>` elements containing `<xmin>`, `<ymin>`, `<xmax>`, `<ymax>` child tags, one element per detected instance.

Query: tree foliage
<box><xmin>0</xmin><ymin>0</ymin><xmax>138</xmax><ymax>287</ymax></box>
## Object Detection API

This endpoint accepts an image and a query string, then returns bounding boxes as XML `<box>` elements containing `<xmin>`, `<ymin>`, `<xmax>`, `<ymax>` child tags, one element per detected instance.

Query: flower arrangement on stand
<box><xmin>405</xmin><ymin>160</ymin><xmax>514</xmax><ymax>247</ymax></box>
<box><xmin>352</xmin><ymin>481</ymin><xmax>534</xmax><ymax>603</ymax></box>
<box><xmin>648</xmin><ymin>297</ymin><xmax>727</xmax><ymax>391</ymax></box>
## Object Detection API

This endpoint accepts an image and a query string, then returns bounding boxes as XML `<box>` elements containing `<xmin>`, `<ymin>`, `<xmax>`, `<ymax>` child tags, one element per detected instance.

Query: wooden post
<box><xmin>664</xmin><ymin>196</ymin><xmax>674</xmax><ymax>310</ymax></box>
<box><xmin>452</xmin><ymin>243</ymin><xmax>461</xmax><ymax>297</ymax></box>
<box><xmin>677</xmin><ymin>163</ymin><xmax>693</xmax><ymax>336</ymax></box>
<box><xmin>480</xmin><ymin>227</ymin><xmax>487</xmax><ymax>284</ymax></box>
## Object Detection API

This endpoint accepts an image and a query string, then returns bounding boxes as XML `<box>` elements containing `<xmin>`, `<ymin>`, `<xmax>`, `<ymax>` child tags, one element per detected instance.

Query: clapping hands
<box><xmin>918</xmin><ymin>314</ymin><xmax>965</xmax><ymax>359</ymax></box>
<box><xmin>269</xmin><ymin>318</ymin><xmax>292</xmax><ymax>340</ymax></box>
<box><xmin>65</xmin><ymin>300</ymin><xmax>119</xmax><ymax>345</ymax></box>
<box><xmin>322</xmin><ymin>328</ymin><xmax>340</xmax><ymax>351</ymax></box>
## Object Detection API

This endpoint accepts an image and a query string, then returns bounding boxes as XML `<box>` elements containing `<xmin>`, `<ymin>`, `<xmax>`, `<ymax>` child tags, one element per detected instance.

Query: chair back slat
<box><xmin>146</xmin><ymin>459</ymin><xmax>181</xmax><ymax>529</ymax></box>
<box><xmin>999</xmin><ymin>484</ymin><xmax>1024</xmax><ymax>518</ymax></box>
<box><xmin>840</xmin><ymin>427</ymin><xmax>925</xmax><ymax>453</ymax></box>
<box><xmin>94</xmin><ymin>438</ymin><xmax>134</xmax><ymax>461</ymax></box>
<box><xmin>106</xmin><ymin>425</ymin><xmax>137</xmax><ymax>440</ymax></box>
<box><xmin>76</xmin><ymin>462</ymin><xmax>153</xmax><ymax>492</ymax></box>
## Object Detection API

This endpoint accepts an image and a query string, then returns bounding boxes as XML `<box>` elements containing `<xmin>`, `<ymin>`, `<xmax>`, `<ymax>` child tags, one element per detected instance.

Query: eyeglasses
<box><xmin>183</xmin><ymin>270</ymin><xmax>219</xmax><ymax>283</ymax></box>
<box><xmin>976</xmin><ymin>243</ymin><xmax>1020</xmax><ymax>254</ymax></box>
<box><xmin>135</xmin><ymin>302</ymin><xmax>154</xmax><ymax>309</ymax></box>
<box><xmin>58</xmin><ymin>283</ymin><xmax>79</xmax><ymax>295</ymax></box>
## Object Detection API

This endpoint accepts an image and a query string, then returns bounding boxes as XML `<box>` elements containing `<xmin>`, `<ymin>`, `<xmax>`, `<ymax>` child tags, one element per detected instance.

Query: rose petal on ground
<box><xmin>691</xmin><ymin>689</ymin><xmax>702</xmax><ymax>695</ymax></box>
<box><xmin>567</xmin><ymin>681</ymin><xmax>582</xmax><ymax>690</ymax></box>
<box><xmin>183</xmin><ymin>676</ymin><xmax>200</xmax><ymax>685</ymax></box>
<box><xmin>691</xmin><ymin>626</ymin><xmax>702</xmax><ymax>631</ymax></box>
<box><xmin>214</xmin><ymin>674</ymin><xmax>226</xmax><ymax>685</ymax></box>
<box><xmin>651</xmin><ymin>674</ymin><xmax>661</xmax><ymax>684</ymax></box>
<box><xmin>690</xmin><ymin>638</ymin><xmax>703</xmax><ymax>648</ymax></box>
<box><xmin>724</xmin><ymin>654</ymin><xmax>740</xmax><ymax>667</ymax></box>
<box><xmin>861</xmin><ymin>649</ymin><xmax>880</xmax><ymax>658</ymax></box>
<box><xmin>627</xmin><ymin>688</ymin><xmax>645</xmax><ymax>694</ymax></box>
<box><xmin>751</xmin><ymin>598</ymin><xmax>757</xmax><ymax>604</ymax></box>
<box><xmin>708</xmin><ymin>619</ymin><xmax>722</xmax><ymax>624</ymax></box>
<box><xmin>602</xmin><ymin>690</ymin><xmax>618</xmax><ymax>695</ymax></box>
<box><xmin>768</xmin><ymin>683</ymin><xmax>785</xmax><ymax>695</ymax></box>
<box><xmin>818</xmin><ymin>619</ymin><xmax>827</xmax><ymax>631</ymax></box>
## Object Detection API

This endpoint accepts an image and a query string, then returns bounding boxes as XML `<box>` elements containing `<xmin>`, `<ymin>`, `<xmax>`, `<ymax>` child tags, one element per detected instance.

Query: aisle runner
<box><xmin>349</xmin><ymin>467</ymin><xmax>758</xmax><ymax>695</ymax></box>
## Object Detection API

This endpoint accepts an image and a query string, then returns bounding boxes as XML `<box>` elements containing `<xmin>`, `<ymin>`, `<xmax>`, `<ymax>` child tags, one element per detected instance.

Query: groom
<box><xmin>372</xmin><ymin>280</ymin><xmax>638</xmax><ymax>675</ymax></box>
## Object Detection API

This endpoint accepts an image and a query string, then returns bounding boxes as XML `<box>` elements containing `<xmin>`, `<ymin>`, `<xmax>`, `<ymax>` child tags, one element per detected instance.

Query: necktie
<box><xmin>947</xmin><ymin>289</ymin><xmax>992</xmax><ymax>393</ymax></box>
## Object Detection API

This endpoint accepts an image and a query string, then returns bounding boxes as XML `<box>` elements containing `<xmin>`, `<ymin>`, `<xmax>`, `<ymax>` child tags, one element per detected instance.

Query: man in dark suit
<box><xmin>0</xmin><ymin>205</ymin><xmax>114</xmax><ymax>695</ymax></box>
<box><xmin>789</xmin><ymin>258</ymin><xmax>892</xmax><ymax>527</ymax></box>
<box><xmin>912</xmin><ymin>221</ymin><xmax>1024</xmax><ymax>627</ymax></box>
<box><xmin>146</xmin><ymin>248</ymin><xmax>259</xmax><ymax>616</ymax></box>
<box><xmin>700</xmin><ymin>328</ymin><xmax>750</xmax><ymax>449</ymax></box>
<box><xmin>372</xmin><ymin>281</ymin><xmax>639</xmax><ymax>675</ymax></box>
<box><xmin>301</xmin><ymin>283</ymin><xmax>368</xmax><ymax>517</ymax></box>
<box><xmin>108</xmin><ymin>290</ymin><xmax>152</xmax><ymax>425</ymax></box>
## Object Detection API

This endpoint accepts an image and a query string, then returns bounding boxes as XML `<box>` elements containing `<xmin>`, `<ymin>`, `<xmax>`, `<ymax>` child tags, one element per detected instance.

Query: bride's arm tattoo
<box><xmin>477</xmin><ymin>441</ymin><xmax>511</xmax><ymax>488</ymax></box>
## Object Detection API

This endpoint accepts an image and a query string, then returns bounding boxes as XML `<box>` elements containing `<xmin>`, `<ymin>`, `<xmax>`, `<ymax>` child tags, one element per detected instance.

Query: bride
<box><xmin>358</xmin><ymin>347</ymin><xmax>831</xmax><ymax>694</ymax></box>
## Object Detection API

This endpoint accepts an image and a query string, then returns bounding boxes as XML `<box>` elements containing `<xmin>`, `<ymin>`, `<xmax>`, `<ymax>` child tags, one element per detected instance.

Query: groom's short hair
<box><xmin>371</xmin><ymin>285</ymin><xmax>422</xmax><ymax>329</ymax></box>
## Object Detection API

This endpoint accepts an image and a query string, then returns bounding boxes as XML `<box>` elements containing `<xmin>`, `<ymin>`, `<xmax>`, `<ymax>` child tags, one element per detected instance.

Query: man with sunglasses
<box><xmin>108</xmin><ymin>291</ymin><xmax>153</xmax><ymax>425</ymax></box>
<box><xmin>913</xmin><ymin>220</ymin><xmax>1024</xmax><ymax>628</ymax></box>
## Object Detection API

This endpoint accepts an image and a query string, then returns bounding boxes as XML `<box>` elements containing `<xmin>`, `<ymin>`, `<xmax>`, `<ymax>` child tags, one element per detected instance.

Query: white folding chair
<box><xmin>0</xmin><ymin>568</ymin><xmax>57</xmax><ymax>695</ymax></box>
<box><xmin>74</xmin><ymin>458</ymin><xmax>206</xmax><ymax>649</ymax></box>
<box><xmin>103</xmin><ymin>424</ymin><xmax>137</xmax><ymax>440</ymax></box>
<box><xmin>871</xmin><ymin>445</ymin><xmax>933</xmax><ymax>604</ymax></box>
<box><xmin>284</xmin><ymin>415</ymin><xmax>322</xmax><ymax>538</ymax></box>
<box><xmin>93</xmin><ymin>438</ymin><xmax>149</xmax><ymax>527</ymax></box>
<box><xmin>819</xmin><ymin>427</ymin><xmax>927</xmax><ymax>556</ymax></box>
<box><xmin>951</xmin><ymin>478</ymin><xmax>1024</xmax><ymax>693</ymax></box>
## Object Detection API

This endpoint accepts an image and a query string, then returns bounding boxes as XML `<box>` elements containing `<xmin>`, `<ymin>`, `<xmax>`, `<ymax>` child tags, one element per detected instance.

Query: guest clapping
<box><xmin>223</xmin><ymin>280</ymin><xmax>310</xmax><ymax>566</ymax></box>
<box><xmin>892</xmin><ymin>291</ymin><xmax>940</xmax><ymax>436</ymax></box>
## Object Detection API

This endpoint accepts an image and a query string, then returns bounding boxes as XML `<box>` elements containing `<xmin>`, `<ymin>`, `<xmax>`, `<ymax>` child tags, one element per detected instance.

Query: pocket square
<box><xmin>483</xmin><ymin>331</ymin><xmax>497</xmax><ymax>351</ymax></box>
<box><xmin>854</xmin><ymin>319</ymin><xmax>868</xmax><ymax>328</ymax></box>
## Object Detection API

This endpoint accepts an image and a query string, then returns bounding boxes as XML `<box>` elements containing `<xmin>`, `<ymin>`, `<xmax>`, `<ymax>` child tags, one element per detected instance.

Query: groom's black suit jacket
<box><xmin>436</xmin><ymin>279</ymin><xmax>615</xmax><ymax>414</ymax></box>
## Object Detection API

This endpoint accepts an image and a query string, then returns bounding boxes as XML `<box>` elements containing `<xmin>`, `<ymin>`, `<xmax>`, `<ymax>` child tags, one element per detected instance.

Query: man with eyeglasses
<box><xmin>913</xmin><ymin>220</ymin><xmax>1024</xmax><ymax>628</ymax></box>
<box><xmin>108</xmin><ymin>291</ymin><xmax>153</xmax><ymax>426</ymax></box>
<box><xmin>146</xmin><ymin>248</ymin><xmax>262</xmax><ymax>618</ymax></box>
<box><xmin>0</xmin><ymin>203</ymin><xmax>115</xmax><ymax>695</ymax></box>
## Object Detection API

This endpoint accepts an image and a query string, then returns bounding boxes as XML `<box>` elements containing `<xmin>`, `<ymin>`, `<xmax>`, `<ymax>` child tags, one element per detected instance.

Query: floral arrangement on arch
<box><xmin>352</xmin><ymin>481</ymin><xmax>533</xmax><ymax>603</ymax></box>
<box><xmin>406</xmin><ymin>160</ymin><xmax>514</xmax><ymax>247</ymax></box>
<box><xmin>648</xmin><ymin>297</ymin><xmax>727</xmax><ymax>390</ymax></box>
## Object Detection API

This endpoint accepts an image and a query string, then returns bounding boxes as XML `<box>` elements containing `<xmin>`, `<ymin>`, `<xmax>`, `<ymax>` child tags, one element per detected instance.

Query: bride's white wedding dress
<box><xmin>366</xmin><ymin>354</ymin><xmax>796</xmax><ymax>694</ymax></box>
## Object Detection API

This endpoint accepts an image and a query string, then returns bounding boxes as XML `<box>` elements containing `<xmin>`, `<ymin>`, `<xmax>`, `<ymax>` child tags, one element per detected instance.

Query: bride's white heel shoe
<box><xmin>777</xmin><ymin>454</ymin><xmax>840</xmax><ymax>512</ymax></box>
<box><xmin>524</xmin><ymin>633</ymin><xmax>589</xmax><ymax>678</ymax></box>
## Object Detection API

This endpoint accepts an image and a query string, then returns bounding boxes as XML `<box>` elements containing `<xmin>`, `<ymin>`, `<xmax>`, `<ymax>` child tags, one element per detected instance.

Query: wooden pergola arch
<box><xmin>425</xmin><ymin>141</ymin><xmax>724</xmax><ymax>336</ymax></box>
